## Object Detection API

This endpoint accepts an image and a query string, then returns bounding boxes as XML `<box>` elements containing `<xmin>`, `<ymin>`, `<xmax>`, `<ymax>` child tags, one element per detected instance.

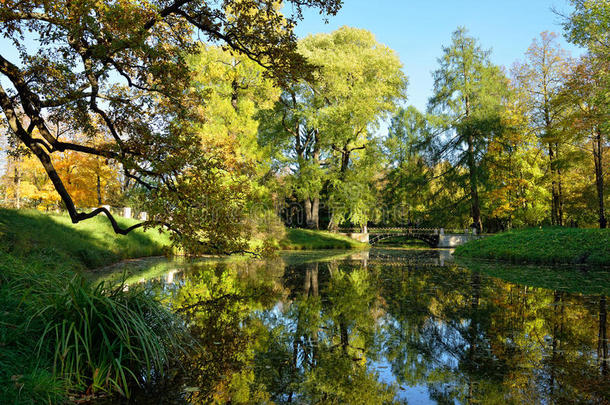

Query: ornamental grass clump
<box><xmin>33</xmin><ymin>276</ymin><xmax>187</xmax><ymax>397</ymax></box>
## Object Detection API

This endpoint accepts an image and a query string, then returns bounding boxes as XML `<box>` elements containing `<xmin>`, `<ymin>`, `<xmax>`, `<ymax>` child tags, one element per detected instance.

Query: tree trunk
<box><xmin>96</xmin><ymin>174</ymin><xmax>102</xmax><ymax>205</ymax></box>
<box><xmin>549</xmin><ymin>144</ymin><xmax>560</xmax><ymax>225</ymax></box>
<box><xmin>304</xmin><ymin>197</ymin><xmax>320</xmax><ymax>229</ymax></box>
<box><xmin>310</xmin><ymin>132</ymin><xmax>321</xmax><ymax>230</ymax></box>
<box><xmin>594</xmin><ymin>128</ymin><xmax>607</xmax><ymax>228</ymax></box>
<box><xmin>311</xmin><ymin>197</ymin><xmax>319</xmax><ymax>229</ymax></box>
<box><xmin>463</xmin><ymin>94</ymin><xmax>482</xmax><ymax>234</ymax></box>
<box><xmin>467</xmin><ymin>132</ymin><xmax>482</xmax><ymax>234</ymax></box>
<box><xmin>556</xmin><ymin>143</ymin><xmax>564</xmax><ymax>226</ymax></box>
<box><xmin>304</xmin><ymin>198</ymin><xmax>312</xmax><ymax>228</ymax></box>
<box><xmin>328</xmin><ymin>147</ymin><xmax>351</xmax><ymax>232</ymax></box>
<box><xmin>13</xmin><ymin>162</ymin><xmax>20</xmax><ymax>209</ymax></box>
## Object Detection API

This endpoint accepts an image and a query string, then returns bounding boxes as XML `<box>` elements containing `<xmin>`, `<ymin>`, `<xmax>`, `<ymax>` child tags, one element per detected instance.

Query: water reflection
<box><xmin>127</xmin><ymin>250</ymin><xmax>609</xmax><ymax>404</ymax></box>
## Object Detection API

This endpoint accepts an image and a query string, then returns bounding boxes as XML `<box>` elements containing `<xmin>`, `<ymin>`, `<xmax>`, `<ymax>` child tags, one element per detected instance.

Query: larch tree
<box><xmin>561</xmin><ymin>54</ymin><xmax>609</xmax><ymax>228</ymax></box>
<box><xmin>512</xmin><ymin>32</ymin><xmax>573</xmax><ymax>226</ymax></box>
<box><xmin>0</xmin><ymin>0</ymin><xmax>341</xmax><ymax>254</ymax></box>
<box><xmin>428</xmin><ymin>27</ymin><xmax>508</xmax><ymax>233</ymax></box>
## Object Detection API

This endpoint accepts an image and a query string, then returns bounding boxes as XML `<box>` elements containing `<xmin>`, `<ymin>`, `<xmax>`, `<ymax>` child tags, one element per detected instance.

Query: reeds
<box><xmin>33</xmin><ymin>277</ymin><xmax>186</xmax><ymax>397</ymax></box>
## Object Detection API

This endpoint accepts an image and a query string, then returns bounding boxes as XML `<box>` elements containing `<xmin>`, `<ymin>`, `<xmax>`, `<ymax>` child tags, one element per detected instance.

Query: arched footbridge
<box><xmin>338</xmin><ymin>227</ymin><xmax>482</xmax><ymax>248</ymax></box>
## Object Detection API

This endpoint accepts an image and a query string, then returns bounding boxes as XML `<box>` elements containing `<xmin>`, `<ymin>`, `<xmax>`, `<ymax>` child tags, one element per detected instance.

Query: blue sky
<box><xmin>292</xmin><ymin>0</ymin><xmax>583</xmax><ymax>111</ymax></box>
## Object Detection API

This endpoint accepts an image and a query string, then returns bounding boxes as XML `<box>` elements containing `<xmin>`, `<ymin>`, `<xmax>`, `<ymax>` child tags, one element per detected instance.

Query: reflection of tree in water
<box><xmin>380</xmin><ymin>264</ymin><xmax>509</xmax><ymax>403</ymax></box>
<box><xmin>378</xmin><ymin>263</ymin><xmax>610</xmax><ymax>404</ymax></box>
<box><xmin>168</xmin><ymin>259</ymin><xmax>285</xmax><ymax>403</ymax></box>
<box><xmin>129</xmin><ymin>256</ymin><xmax>610</xmax><ymax>404</ymax></box>
<box><xmin>254</xmin><ymin>260</ymin><xmax>404</xmax><ymax>404</ymax></box>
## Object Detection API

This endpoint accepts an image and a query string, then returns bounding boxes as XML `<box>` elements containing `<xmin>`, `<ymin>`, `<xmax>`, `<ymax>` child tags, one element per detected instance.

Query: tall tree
<box><xmin>512</xmin><ymin>32</ymin><xmax>573</xmax><ymax>226</ymax></box>
<box><xmin>382</xmin><ymin>106</ymin><xmax>432</xmax><ymax>225</ymax></box>
<box><xmin>485</xmin><ymin>86</ymin><xmax>548</xmax><ymax>229</ymax></box>
<box><xmin>0</xmin><ymin>0</ymin><xmax>341</xmax><ymax>254</ymax></box>
<box><xmin>428</xmin><ymin>27</ymin><xmax>508</xmax><ymax>233</ymax></box>
<box><xmin>561</xmin><ymin>54</ymin><xmax>609</xmax><ymax>228</ymax></box>
<box><xmin>299</xmin><ymin>27</ymin><xmax>408</xmax><ymax>230</ymax></box>
<box><xmin>261</xmin><ymin>27</ymin><xmax>407</xmax><ymax>231</ymax></box>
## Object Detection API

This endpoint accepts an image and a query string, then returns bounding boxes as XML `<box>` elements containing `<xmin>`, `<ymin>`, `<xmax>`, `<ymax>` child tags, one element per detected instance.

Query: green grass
<box><xmin>279</xmin><ymin>228</ymin><xmax>368</xmax><ymax>250</ymax></box>
<box><xmin>454</xmin><ymin>227</ymin><xmax>610</xmax><ymax>265</ymax></box>
<box><xmin>0</xmin><ymin>209</ymin><xmax>184</xmax><ymax>403</ymax></box>
<box><xmin>0</xmin><ymin>208</ymin><xmax>172</xmax><ymax>271</ymax></box>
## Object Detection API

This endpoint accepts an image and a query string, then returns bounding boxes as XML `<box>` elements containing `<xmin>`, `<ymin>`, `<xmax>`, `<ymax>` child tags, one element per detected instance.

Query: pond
<box><xmin>99</xmin><ymin>248</ymin><xmax>610</xmax><ymax>404</ymax></box>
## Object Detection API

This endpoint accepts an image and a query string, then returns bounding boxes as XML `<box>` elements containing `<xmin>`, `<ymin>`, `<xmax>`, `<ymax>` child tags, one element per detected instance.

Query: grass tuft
<box><xmin>0</xmin><ymin>209</ymin><xmax>187</xmax><ymax>403</ymax></box>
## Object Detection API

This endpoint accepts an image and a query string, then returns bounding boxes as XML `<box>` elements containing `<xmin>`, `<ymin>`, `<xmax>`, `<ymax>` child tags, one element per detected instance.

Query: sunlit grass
<box><xmin>0</xmin><ymin>208</ymin><xmax>172</xmax><ymax>270</ymax></box>
<box><xmin>454</xmin><ymin>227</ymin><xmax>610</xmax><ymax>265</ymax></box>
<box><xmin>279</xmin><ymin>228</ymin><xmax>368</xmax><ymax>250</ymax></box>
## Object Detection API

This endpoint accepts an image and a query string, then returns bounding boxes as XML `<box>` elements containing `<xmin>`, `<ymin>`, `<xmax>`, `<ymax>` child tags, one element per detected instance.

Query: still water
<box><xmin>108</xmin><ymin>249</ymin><xmax>610</xmax><ymax>404</ymax></box>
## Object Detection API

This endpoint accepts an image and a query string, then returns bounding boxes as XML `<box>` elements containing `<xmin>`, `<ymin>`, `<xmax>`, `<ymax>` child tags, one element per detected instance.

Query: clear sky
<box><xmin>292</xmin><ymin>0</ymin><xmax>583</xmax><ymax>112</ymax></box>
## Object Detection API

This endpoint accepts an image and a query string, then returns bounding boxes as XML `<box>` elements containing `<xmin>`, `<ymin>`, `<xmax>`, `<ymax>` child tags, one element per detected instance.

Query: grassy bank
<box><xmin>0</xmin><ymin>208</ymin><xmax>171</xmax><ymax>270</ymax></box>
<box><xmin>454</xmin><ymin>227</ymin><xmax>610</xmax><ymax>265</ymax></box>
<box><xmin>0</xmin><ymin>209</ymin><xmax>182</xmax><ymax>403</ymax></box>
<box><xmin>279</xmin><ymin>228</ymin><xmax>368</xmax><ymax>250</ymax></box>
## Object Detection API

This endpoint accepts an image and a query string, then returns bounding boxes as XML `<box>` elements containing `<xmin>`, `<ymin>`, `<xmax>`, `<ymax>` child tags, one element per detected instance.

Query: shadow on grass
<box><xmin>0</xmin><ymin>208</ymin><xmax>170</xmax><ymax>271</ymax></box>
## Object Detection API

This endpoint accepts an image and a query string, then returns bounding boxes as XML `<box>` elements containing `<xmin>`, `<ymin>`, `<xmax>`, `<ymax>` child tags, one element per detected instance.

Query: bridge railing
<box><xmin>338</xmin><ymin>227</ymin><xmax>479</xmax><ymax>235</ymax></box>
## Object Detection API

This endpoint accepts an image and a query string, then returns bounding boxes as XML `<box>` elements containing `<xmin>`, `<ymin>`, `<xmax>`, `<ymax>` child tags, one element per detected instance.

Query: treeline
<box><xmin>264</xmin><ymin>21</ymin><xmax>608</xmax><ymax>232</ymax></box>
<box><xmin>1</xmin><ymin>2</ymin><xmax>608</xmax><ymax>237</ymax></box>
<box><xmin>383</xmin><ymin>29</ymin><xmax>608</xmax><ymax>232</ymax></box>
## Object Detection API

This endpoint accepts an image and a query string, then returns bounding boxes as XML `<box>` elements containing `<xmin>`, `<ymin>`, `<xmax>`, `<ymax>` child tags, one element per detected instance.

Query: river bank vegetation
<box><xmin>0</xmin><ymin>0</ymin><xmax>609</xmax><ymax>402</ymax></box>
<box><xmin>0</xmin><ymin>209</ymin><xmax>187</xmax><ymax>402</ymax></box>
<box><xmin>454</xmin><ymin>227</ymin><xmax>610</xmax><ymax>265</ymax></box>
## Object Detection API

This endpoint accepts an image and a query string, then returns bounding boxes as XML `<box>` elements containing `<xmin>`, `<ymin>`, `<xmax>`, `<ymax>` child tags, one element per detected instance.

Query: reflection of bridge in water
<box><xmin>346</xmin><ymin>248</ymin><xmax>455</xmax><ymax>267</ymax></box>
<box><xmin>339</xmin><ymin>227</ymin><xmax>482</xmax><ymax>248</ymax></box>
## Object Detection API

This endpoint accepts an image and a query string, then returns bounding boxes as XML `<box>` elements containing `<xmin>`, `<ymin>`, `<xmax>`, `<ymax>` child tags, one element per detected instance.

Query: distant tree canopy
<box><xmin>0</xmin><ymin>0</ymin><xmax>341</xmax><ymax>253</ymax></box>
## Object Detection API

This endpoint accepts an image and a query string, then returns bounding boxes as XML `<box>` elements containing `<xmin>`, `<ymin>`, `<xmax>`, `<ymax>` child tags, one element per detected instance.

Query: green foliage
<box><xmin>454</xmin><ymin>227</ymin><xmax>610</xmax><ymax>265</ymax></box>
<box><xmin>261</xmin><ymin>26</ymin><xmax>407</xmax><ymax>229</ymax></box>
<box><xmin>381</xmin><ymin>106</ymin><xmax>434</xmax><ymax>224</ymax></box>
<box><xmin>563</xmin><ymin>0</ymin><xmax>610</xmax><ymax>56</ymax></box>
